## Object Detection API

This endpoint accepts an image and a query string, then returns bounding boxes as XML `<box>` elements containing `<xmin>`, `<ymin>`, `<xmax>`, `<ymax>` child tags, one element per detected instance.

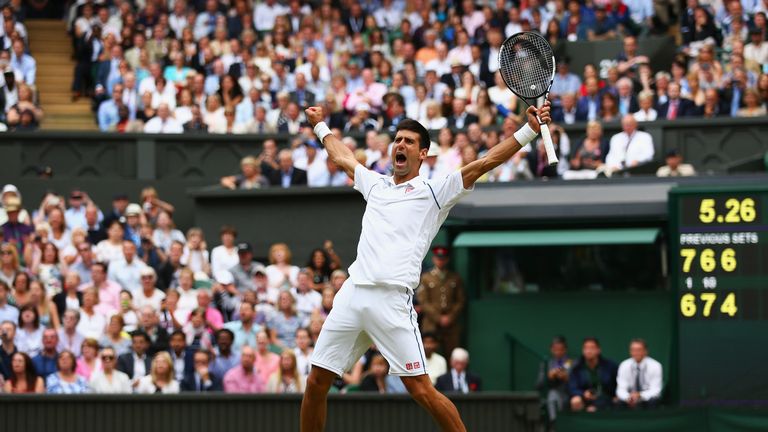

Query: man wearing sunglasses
<box><xmin>90</xmin><ymin>347</ymin><xmax>132</xmax><ymax>393</ymax></box>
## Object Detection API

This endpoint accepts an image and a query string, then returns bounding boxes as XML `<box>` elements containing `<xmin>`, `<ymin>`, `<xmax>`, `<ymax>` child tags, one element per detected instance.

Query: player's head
<box><xmin>392</xmin><ymin>119</ymin><xmax>430</xmax><ymax>178</ymax></box>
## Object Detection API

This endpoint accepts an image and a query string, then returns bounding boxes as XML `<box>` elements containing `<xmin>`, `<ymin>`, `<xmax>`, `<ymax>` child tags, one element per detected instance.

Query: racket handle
<box><xmin>539</xmin><ymin>123</ymin><xmax>559</xmax><ymax>166</ymax></box>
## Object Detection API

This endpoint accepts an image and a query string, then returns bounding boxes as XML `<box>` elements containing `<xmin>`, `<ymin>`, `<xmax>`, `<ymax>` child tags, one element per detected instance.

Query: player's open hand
<box><xmin>526</xmin><ymin>101</ymin><xmax>552</xmax><ymax>134</ymax></box>
<box><xmin>305</xmin><ymin>106</ymin><xmax>325</xmax><ymax>127</ymax></box>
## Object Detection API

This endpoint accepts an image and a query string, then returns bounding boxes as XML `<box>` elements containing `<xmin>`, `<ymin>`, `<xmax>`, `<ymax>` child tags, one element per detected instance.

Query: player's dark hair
<box><xmin>397</xmin><ymin>118</ymin><xmax>430</xmax><ymax>150</ymax></box>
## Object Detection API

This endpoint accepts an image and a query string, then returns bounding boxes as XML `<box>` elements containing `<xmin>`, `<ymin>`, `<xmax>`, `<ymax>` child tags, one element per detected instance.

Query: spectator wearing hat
<box><xmin>656</xmin><ymin>149</ymin><xmax>697</xmax><ymax>177</ymax></box>
<box><xmin>122</xmin><ymin>203</ymin><xmax>144</xmax><ymax>247</ymax></box>
<box><xmin>1</xmin><ymin>196</ymin><xmax>32</xmax><ymax>248</ymax></box>
<box><xmin>419</xmin><ymin>141</ymin><xmax>445</xmax><ymax>180</ymax></box>
<box><xmin>229</xmin><ymin>242</ymin><xmax>264</xmax><ymax>292</ymax></box>
<box><xmin>108</xmin><ymin>240</ymin><xmax>149</xmax><ymax>293</ymax></box>
<box><xmin>435</xmin><ymin>348</ymin><xmax>482</xmax><ymax>393</ymax></box>
<box><xmin>417</xmin><ymin>246</ymin><xmax>466</xmax><ymax>356</ymax></box>
<box><xmin>0</xmin><ymin>184</ymin><xmax>31</xmax><ymax>226</ymax></box>
<box><xmin>133</xmin><ymin>268</ymin><xmax>166</xmax><ymax>311</ymax></box>
<box><xmin>268</xmin><ymin>149</ymin><xmax>308</xmax><ymax>188</ymax></box>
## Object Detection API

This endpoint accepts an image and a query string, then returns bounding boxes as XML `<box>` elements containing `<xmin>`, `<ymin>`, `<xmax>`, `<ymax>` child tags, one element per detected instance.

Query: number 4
<box><xmin>720</xmin><ymin>293</ymin><xmax>738</xmax><ymax>317</ymax></box>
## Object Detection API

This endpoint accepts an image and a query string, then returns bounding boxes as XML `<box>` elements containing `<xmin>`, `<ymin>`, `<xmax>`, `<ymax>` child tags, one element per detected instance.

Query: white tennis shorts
<box><xmin>311</xmin><ymin>279</ymin><xmax>428</xmax><ymax>377</ymax></box>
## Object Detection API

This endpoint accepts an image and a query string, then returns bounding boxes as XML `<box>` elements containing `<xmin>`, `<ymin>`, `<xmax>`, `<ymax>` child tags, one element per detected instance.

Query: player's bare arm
<box><xmin>305</xmin><ymin>106</ymin><xmax>360</xmax><ymax>180</ymax></box>
<box><xmin>460</xmin><ymin>102</ymin><xmax>552</xmax><ymax>189</ymax></box>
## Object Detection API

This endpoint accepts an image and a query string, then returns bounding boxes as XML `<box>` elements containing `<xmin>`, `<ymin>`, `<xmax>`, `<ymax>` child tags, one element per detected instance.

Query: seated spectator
<box><xmin>5</xmin><ymin>84</ymin><xmax>43</xmax><ymax>129</ymax></box>
<box><xmin>633</xmin><ymin>91</ymin><xmax>658</xmax><ymax>122</ymax></box>
<box><xmin>600</xmin><ymin>92</ymin><xmax>620</xmax><ymax>122</ymax></box>
<box><xmin>552</xmin><ymin>92</ymin><xmax>579</xmax><ymax>125</ymax></box>
<box><xmin>616</xmin><ymin>338</ymin><xmax>663</xmax><ymax>409</ymax></box>
<box><xmin>95</xmin><ymin>221</ymin><xmax>126</xmax><ymax>264</ymax></box>
<box><xmin>224</xmin><ymin>345</ymin><xmax>265</xmax><ymax>393</ymax></box>
<box><xmin>137</xmin><ymin>306</ymin><xmax>170</xmax><ymax>356</ymax></box>
<box><xmin>701</xmin><ymin>88</ymin><xmax>726</xmax><ymax>118</ymax></box>
<box><xmin>656</xmin><ymin>149</ymin><xmax>697</xmax><ymax>177</ymax></box>
<box><xmin>181</xmin><ymin>349</ymin><xmax>223</xmax><ymax>392</ymax></box>
<box><xmin>1</xmin><ymin>202</ymin><xmax>32</xmax><ymax>251</ymax></box>
<box><xmin>136</xmin><ymin>351</ymin><xmax>180</xmax><ymax>394</ymax></box>
<box><xmin>269</xmin><ymin>291</ymin><xmax>304</xmax><ymax>350</ymax></box>
<box><xmin>99</xmin><ymin>314</ymin><xmax>131</xmax><ymax>356</ymax></box>
<box><xmin>143</xmin><ymin>103</ymin><xmax>183</xmax><ymax>133</ymax></box>
<box><xmin>224</xmin><ymin>301</ymin><xmax>262</xmax><ymax>354</ymax></box>
<box><xmin>183</xmin><ymin>307</ymin><xmax>215</xmax><ymax>351</ymax></box>
<box><xmin>422</xmin><ymin>332</ymin><xmax>447</xmax><ymax>385</ymax></box>
<box><xmin>420</xmin><ymin>100</ymin><xmax>448</xmax><ymax>130</ymax></box>
<box><xmin>577</xmin><ymin>77</ymin><xmax>602</xmax><ymax>122</ymax></box>
<box><xmin>133</xmin><ymin>268</ymin><xmax>166</xmax><ymax>311</ymax></box>
<box><xmin>358</xmin><ymin>353</ymin><xmax>405</xmax><ymax>393</ymax></box>
<box><xmin>266</xmin><ymin>349</ymin><xmax>305</xmax><ymax>393</ymax></box>
<box><xmin>0</xmin><ymin>280</ymin><xmax>18</xmax><ymax>323</ymax></box>
<box><xmin>10</xmin><ymin>39</ymin><xmax>35</xmax><ymax>86</ymax></box>
<box><xmin>268</xmin><ymin>149</ymin><xmax>308</xmax><ymax>188</ymax></box>
<box><xmin>46</xmin><ymin>350</ymin><xmax>89</xmax><ymax>394</ymax></box>
<box><xmin>222</xmin><ymin>156</ymin><xmax>270</xmax><ymax>191</ymax></box>
<box><xmin>3</xmin><ymin>352</ymin><xmax>44</xmax><ymax>393</ymax></box>
<box><xmin>435</xmin><ymin>348</ymin><xmax>482</xmax><ymax>393</ymax></box>
<box><xmin>447</xmin><ymin>97</ymin><xmax>478</xmax><ymax>129</ymax></box>
<box><xmin>291</xmin><ymin>269</ymin><xmax>322</xmax><ymax>322</ymax></box>
<box><xmin>168</xmin><ymin>330</ymin><xmax>193</xmax><ymax>383</ymax></box>
<box><xmin>605</xmin><ymin>115</ymin><xmax>655</xmax><ymax>173</ymax></box>
<box><xmin>181</xmin><ymin>228</ymin><xmax>211</xmax><ymax>276</ymax></box>
<box><xmin>75</xmin><ymin>338</ymin><xmax>101</xmax><ymax>380</ymax></box>
<box><xmin>736</xmin><ymin>88</ymin><xmax>767</xmax><ymax>117</ymax></box>
<box><xmin>254</xmin><ymin>330</ymin><xmax>280</xmax><ymax>384</ymax></box>
<box><xmin>537</xmin><ymin>336</ymin><xmax>573</xmax><ymax>422</ymax></box>
<box><xmin>57</xmin><ymin>309</ymin><xmax>85</xmax><ymax>357</ymax></box>
<box><xmin>107</xmin><ymin>241</ymin><xmax>147</xmax><ymax>292</ymax></box>
<box><xmin>658</xmin><ymin>82</ymin><xmax>697</xmax><ymax>119</ymax></box>
<box><xmin>15</xmin><ymin>305</ymin><xmax>43</xmax><ymax>356</ymax></box>
<box><xmin>77</xmin><ymin>288</ymin><xmax>106</xmax><ymax>340</ymax></box>
<box><xmin>32</xmin><ymin>328</ymin><xmax>59</xmax><ymax>378</ymax></box>
<box><xmin>89</xmin><ymin>346</ymin><xmax>132</xmax><ymax>394</ymax></box>
<box><xmin>569</xmin><ymin>337</ymin><xmax>618</xmax><ymax>412</ymax></box>
<box><xmin>117</xmin><ymin>330</ymin><xmax>152</xmax><ymax>384</ymax></box>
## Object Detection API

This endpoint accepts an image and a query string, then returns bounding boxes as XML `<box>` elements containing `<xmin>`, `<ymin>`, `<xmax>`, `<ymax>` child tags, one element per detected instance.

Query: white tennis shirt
<box><xmin>347</xmin><ymin>164</ymin><xmax>472</xmax><ymax>290</ymax></box>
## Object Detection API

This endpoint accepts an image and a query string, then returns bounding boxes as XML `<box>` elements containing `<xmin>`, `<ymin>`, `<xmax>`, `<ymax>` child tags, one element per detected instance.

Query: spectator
<box><xmin>82</xmin><ymin>263</ymin><xmax>120</xmax><ymax>315</ymax></box>
<box><xmin>418</xmin><ymin>246</ymin><xmax>465</xmax><ymax>356</ymax></box>
<box><xmin>46</xmin><ymin>350</ymin><xmax>89</xmax><ymax>394</ymax></box>
<box><xmin>183</xmin><ymin>307</ymin><xmax>215</xmax><ymax>351</ymax></box>
<box><xmin>577</xmin><ymin>76</ymin><xmax>602</xmax><ymax>122</ymax></box>
<box><xmin>4</xmin><ymin>352</ymin><xmax>44</xmax><ymax>393</ymax></box>
<box><xmin>657</xmin><ymin>149</ymin><xmax>697</xmax><ymax>177</ymax></box>
<box><xmin>136</xmin><ymin>351</ymin><xmax>180</xmax><ymax>394</ymax></box>
<box><xmin>569</xmin><ymin>337</ymin><xmax>618</xmax><ymax>412</ymax></box>
<box><xmin>10</xmin><ymin>39</ymin><xmax>35</xmax><ymax>86</ymax></box>
<box><xmin>137</xmin><ymin>306</ymin><xmax>170</xmax><ymax>356</ymax></box>
<box><xmin>266</xmin><ymin>349</ymin><xmax>305</xmax><ymax>393</ymax></box>
<box><xmin>1</xmin><ymin>201</ymin><xmax>32</xmax><ymax>251</ymax></box>
<box><xmin>435</xmin><ymin>348</ymin><xmax>482</xmax><ymax>393</ymax></box>
<box><xmin>210</xmin><ymin>328</ymin><xmax>239</xmax><ymax>379</ymax></box>
<box><xmin>89</xmin><ymin>346</ymin><xmax>132</xmax><ymax>394</ymax></box>
<box><xmin>210</xmin><ymin>225</ymin><xmax>238</xmax><ymax>280</ymax></box>
<box><xmin>32</xmin><ymin>328</ymin><xmax>59</xmax><ymax>378</ymax></box>
<box><xmin>75</xmin><ymin>338</ymin><xmax>101</xmax><ymax>380</ymax></box>
<box><xmin>599</xmin><ymin>92</ymin><xmax>620</xmax><ymax>122</ymax></box>
<box><xmin>224</xmin><ymin>345</ymin><xmax>265</xmax><ymax>393</ymax></box>
<box><xmin>16</xmin><ymin>305</ymin><xmax>43</xmax><ymax>356</ymax></box>
<box><xmin>224</xmin><ymin>301</ymin><xmax>262</xmax><ymax>354</ymax></box>
<box><xmin>10</xmin><ymin>272</ymin><xmax>30</xmax><ymax>308</ymax></box>
<box><xmin>77</xmin><ymin>288</ymin><xmax>106</xmax><ymax>340</ymax></box>
<box><xmin>99</xmin><ymin>314</ymin><xmax>131</xmax><ymax>356</ymax></box>
<box><xmin>95</xmin><ymin>221</ymin><xmax>126</xmax><ymax>264</ymax></box>
<box><xmin>181</xmin><ymin>228</ymin><xmax>211</xmax><ymax>275</ymax></box>
<box><xmin>168</xmin><ymin>329</ymin><xmax>193</xmax><ymax>383</ymax></box>
<box><xmin>422</xmin><ymin>332</ymin><xmax>447</xmax><ymax>385</ymax></box>
<box><xmin>143</xmin><ymin>103</ymin><xmax>183</xmax><ymax>133</ymax></box>
<box><xmin>28</xmin><ymin>279</ymin><xmax>59</xmax><ymax>329</ymax></box>
<box><xmin>107</xmin><ymin>240</ymin><xmax>147</xmax><ymax>292</ymax></box>
<box><xmin>196</xmin><ymin>289</ymin><xmax>224</xmax><ymax>331</ymax></box>
<box><xmin>5</xmin><ymin>84</ymin><xmax>43</xmax><ymax>129</ymax></box>
<box><xmin>658</xmin><ymin>82</ymin><xmax>697</xmax><ymax>119</ymax></box>
<box><xmin>736</xmin><ymin>88</ymin><xmax>767</xmax><ymax>117</ymax></box>
<box><xmin>269</xmin><ymin>291</ymin><xmax>304</xmax><ymax>350</ymax></box>
<box><xmin>605</xmin><ymin>115</ymin><xmax>655</xmax><ymax>173</ymax></box>
<box><xmin>97</xmin><ymin>83</ymin><xmax>124</xmax><ymax>131</ymax></box>
<box><xmin>616</xmin><ymin>338</ymin><xmax>663</xmax><ymax>408</ymax></box>
<box><xmin>292</xmin><ymin>269</ymin><xmax>321</xmax><ymax>320</ymax></box>
<box><xmin>0</xmin><ymin>281</ymin><xmax>18</xmax><ymax>323</ymax></box>
<box><xmin>134</xmin><ymin>268</ymin><xmax>165</xmax><ymax>311</ymax></box>
<box><xmin>181</xmin><ymin>349</ymin><xmax>223</xmax><ymax>392</ymax></box>
<box><xmin>117</xmin><ymin>330</ymin><xmax>152</xmax><ymax>384</ymax></box>
<box><xmin>537</xmin><ymin>336</ymin><xmax>573</xmax><ymax>422</ymax></box>
<box><xmin>56</xmin><ymin>309</ymin><xmax>84</xmax><ymax>357</ymax></box>
<box><xmin>633</xmin><ymin>91</ymin><xmax>658</xmax><ymax>122</ymax></box>
<box><xmin>265</xmin><ymin>243</ymin><xmax>300</xmax><ymax>291</ymax></box>
<box><xmin>447</xmin><ymin>97</ymin><xmax>479</xmax><ymax>129</ymax></box>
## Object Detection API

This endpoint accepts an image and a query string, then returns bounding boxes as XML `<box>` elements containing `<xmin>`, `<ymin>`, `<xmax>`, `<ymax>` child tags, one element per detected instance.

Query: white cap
<box><xmin>125</xmin><ymin>203</ymin><xmax>142</xmax><ymax>216</ymax></box>
<box><xmin>427</xmin><ymin>141</ymin><xmax>439</xmax><ymax>157</ymax></box>
<box><xmin>140</xmin><ymin>266</ymin><xmax>156</xmax><ymax>278</ymax></box>
<box><xmin>1</xmin><ymin>184</ymin><xmax>18</xmax><ymax>195</ymax></box>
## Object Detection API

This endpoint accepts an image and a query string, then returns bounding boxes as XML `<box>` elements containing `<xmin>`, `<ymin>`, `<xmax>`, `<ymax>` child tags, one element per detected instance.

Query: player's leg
<box><xmin>301</xmin><ymin>365</ymin><xmax>336</xmax><ymax>432</ymax></box>
<box><xmin>401</xmin><ymin>374</ymin><xmax>467</xmax><ymax>432</ymax></box>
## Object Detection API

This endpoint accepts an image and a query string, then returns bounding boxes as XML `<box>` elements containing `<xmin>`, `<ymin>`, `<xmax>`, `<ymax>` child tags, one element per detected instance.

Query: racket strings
<box><xmin>499</xmin><ymin>33</ymin><xmax>554</xmax><ymax>100</ymax></box>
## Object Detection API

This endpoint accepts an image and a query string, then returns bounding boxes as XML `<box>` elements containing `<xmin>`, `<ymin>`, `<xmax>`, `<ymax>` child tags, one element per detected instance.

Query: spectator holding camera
<box><xmin>569</xmin><ymin>337</ymin><xmax>618</xmax><ymax>412</ymax></box>
<box><xmin>537</xmin><ymin>336</ymin><xmax>573</xmax><ymax>422</ymax></box>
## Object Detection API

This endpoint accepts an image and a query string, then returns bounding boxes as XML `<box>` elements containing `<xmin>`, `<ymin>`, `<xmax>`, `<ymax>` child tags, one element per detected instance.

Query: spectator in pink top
<box><xmin>223</xmin><ymin>345</ymin><xmax>265</xmax><ymax>393</ymax></box>
<box><xmin>196</xmin><ymin>289</ymin><xmax>223</xmax><ymax>331</ymax></box>
<box><xmin>344</xmin><ymin>69</ymin><xmax>388</xmax><ymax>113</ymax></box>
<box><xmin>75</xmin><ymin>338</ymin><xmax>101</xmax><ymax>380</ymax></box>
<box><xmin>254</xmin><ymin>330</ymin><xmax>280</xmax><ymax>385</ymax></box>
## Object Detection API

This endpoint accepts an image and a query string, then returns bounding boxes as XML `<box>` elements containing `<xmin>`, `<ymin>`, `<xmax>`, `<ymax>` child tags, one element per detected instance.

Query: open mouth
<box><xmin>395</xmin><ymin>152</ymin><xmax>407</xmax><ymax>166</ymax></box>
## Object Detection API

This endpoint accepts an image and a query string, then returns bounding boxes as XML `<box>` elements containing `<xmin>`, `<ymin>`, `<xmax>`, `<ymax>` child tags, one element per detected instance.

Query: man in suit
<box><xmin>137</xmin><ymin>306</ymin><xmax>170</xmax><ymax>356</ymax></box>
<box><xmin>169</xmin><ymin>330</ymin><xmax>194</xmax><ymax>383</ymax></box>
<box><xmin>117</xmin><ymin>330</ymin><xmax>153</xmax><ymax>383</ymax></box>
<box><xmin>478</xmin><ymin>28</ymin><xmax>503</xmax><ymax>88</ymax></box>
<box><xmin>656</xmin><ymin>82</ymin><xmax>696</xmax><ymax>119</ymax></box>
<box><xmin>343</xmin><ymin>2</ymin><xmax>367</xmax><ymax>35</ymax></box>
<box><xmin>435</xmin><ymin>348</ymin><xmax>482</xmax><ymax>393</ymax></box>
<box><xmin>290</xmin><ymin>72</ymin><xmax>316</xmax><ymax>109</ymax></box>
<box><xmin>615</xmin><ymin>77</ymin><xmax>639</xmax><ymax>117</ymax></box>
<box><xmin>447</xmin><ymin>98</ymin><xmax>479</xmax><ymax>129</ymax></box>
<box><xmin>551</xmin><ymin>93</ymin><xmax>582</xmax><ymax>124</ymax></box>
<box><xmin>576</xmin><ymin>77</ymin><xmax>602</xmax><ymax>122</ymax></box>
<box><xmin>440</xmin><ymin>61</ymin><xmax>464</xmax><ymax>90</ymax></box>
<box><xmin>181</xmin><ymin>349</ymin><xmax>224</xmax><ymax>392</ymax></box>
<box><xmin>268</xmin><ymin>149</ymin><xmax>308</xmax><ymax>188</ymax></box>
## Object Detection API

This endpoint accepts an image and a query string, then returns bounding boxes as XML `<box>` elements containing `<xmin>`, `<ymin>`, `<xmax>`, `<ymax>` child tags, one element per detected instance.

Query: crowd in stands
<box><xmin>0</xmin><ymin>182</ymin><xmax>477</xmax><ymax>394</ymax></box>
<box><xmin>537</xmin><ymin>336</ymin><xmax>664</xmax><ymax>424</ymax></box>
<box><xmin>54</xmin><ymin>0</ymin><xmax>765</xmax><ymax>182</ymax></box>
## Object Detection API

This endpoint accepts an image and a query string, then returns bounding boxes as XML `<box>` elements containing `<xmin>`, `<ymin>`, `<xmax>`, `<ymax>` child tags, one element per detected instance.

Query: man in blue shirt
<box><xmin>32</xmin><ymin>329</ymin><xmax>59</xmax><ymax>378</ymax></box>
<box><xmin>10</xmin><ymin>39</ymin><xmax>35</xmax><ymax>85</ymax></box>
<box><xmin>97</xmin><ymin>83</ymin><xmax>124</xmax><ymax>131</ymax></box>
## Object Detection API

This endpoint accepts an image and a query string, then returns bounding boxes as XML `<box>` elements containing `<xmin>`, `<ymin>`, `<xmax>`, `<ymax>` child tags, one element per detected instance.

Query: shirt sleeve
<box><xmin>640</xmin><ymin>360</ymin><xmax>663</xmax><ymax>401</ymax></box>
<box><xmin>426</xmin><ymin>170</ymin><xmax>473</xmax><ymax>211</ymax></box>
<box><xmin>352</xmin><ymin>164</ymin><xmax>385</xmax><ymax>201</ymax></box>
<box><xmin>615</xmin><ymin>360</ymin><xmax>631</xmax><ymax>402</ymax></box>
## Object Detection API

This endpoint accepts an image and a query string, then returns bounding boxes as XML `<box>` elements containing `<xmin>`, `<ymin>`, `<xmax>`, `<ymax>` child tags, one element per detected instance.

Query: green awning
<box><xmin>453</xmin><ymin>229</ymin><xmax>660</xmax><ymax>248</ymax></box>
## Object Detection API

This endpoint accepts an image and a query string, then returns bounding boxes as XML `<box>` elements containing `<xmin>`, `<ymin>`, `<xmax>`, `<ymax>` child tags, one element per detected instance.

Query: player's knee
<box><xmin>402</xmin><ymin>377</ymin><xmax>433</xmax><ymax>402</ymax></box>
<box><xmin>306</xmin><ymin>367</ymin><xmax>335</xmax><ymax>393</ymax></box>
<box><xmin>570</xmin><ymin>396</ymin><xmax>584</xmax><ymax>411</ymax></box>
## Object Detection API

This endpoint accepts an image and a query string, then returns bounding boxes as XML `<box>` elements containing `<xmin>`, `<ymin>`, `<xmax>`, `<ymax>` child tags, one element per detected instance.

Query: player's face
<box><xmin>391</xmin><ymin>130</ymin><xmax>427</xmax><ymax>178</ymax></box>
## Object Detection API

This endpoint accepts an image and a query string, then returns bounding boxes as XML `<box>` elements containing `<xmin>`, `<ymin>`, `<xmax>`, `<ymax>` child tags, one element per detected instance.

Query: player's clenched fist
<box><xmin>305</xmin><ymin>106</ymin><xmax>325</xmax><ymax>127</ymax></box>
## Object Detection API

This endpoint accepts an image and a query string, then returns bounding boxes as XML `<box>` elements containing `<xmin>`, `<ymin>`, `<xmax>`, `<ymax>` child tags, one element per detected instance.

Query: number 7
<box><xmin>681</xmin><ymin>249</ymin><xmax>696</xmax><ymax>273</ymax></box>
<box><xmin>700</xmin><ymin>293</ymin><xmax>717</xmax><ymax>317</ymax></box>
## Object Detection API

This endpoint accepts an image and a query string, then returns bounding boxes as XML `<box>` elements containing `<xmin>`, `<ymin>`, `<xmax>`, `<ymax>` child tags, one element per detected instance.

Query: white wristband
<box><xmin>313</xmin><ymin>122</ymin><xmax>332</xmax><ymax>143</ymax></box>
<box><xmin>513</xmin><ymin>123</ymin><xmax>538</xmax><ymax>147</ymax></box>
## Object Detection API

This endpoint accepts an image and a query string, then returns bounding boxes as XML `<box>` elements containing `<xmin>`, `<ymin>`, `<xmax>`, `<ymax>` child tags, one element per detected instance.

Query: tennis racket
<box><xmin>498</xmin><ymin>31</ymin><xmax>558</xmax><ymax>165</ymax></box>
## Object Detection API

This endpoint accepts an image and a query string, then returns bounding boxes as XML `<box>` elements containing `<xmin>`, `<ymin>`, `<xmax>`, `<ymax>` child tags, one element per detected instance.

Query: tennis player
<box><xmin>301</xmin><ymin>102</ymin><xmax>552</xmax><ymax>431</ymax></box>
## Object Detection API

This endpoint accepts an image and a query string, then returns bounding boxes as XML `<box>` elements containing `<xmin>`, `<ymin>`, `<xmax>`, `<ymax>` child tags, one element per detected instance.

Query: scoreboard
<box><xmin>669</xmin><ymin>185</ymin><xmax>768</xmax><ymax>405</ymax></box>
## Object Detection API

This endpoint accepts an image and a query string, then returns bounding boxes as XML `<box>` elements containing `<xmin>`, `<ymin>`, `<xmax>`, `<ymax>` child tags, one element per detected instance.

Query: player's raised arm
<box><xmin>460</xmin><ymin>102</ymin><xmax>552</xmax><ymax>189</ymax></box>
<box><xmin>305</xmin><ymin>106</ymin><xmax>360</xmax><ymax>180</ymax></box>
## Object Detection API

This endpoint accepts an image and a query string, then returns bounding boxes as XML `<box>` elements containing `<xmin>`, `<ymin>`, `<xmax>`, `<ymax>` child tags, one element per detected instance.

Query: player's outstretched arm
<box><xmin>305</xmin><ymin>106</ymin><xmax>361</xmax><ymax>180</ymax></box>
<box><xmin>460</xmin><ymin>102</ymin><xmax>552</xmax><ymax>189</ymax></box>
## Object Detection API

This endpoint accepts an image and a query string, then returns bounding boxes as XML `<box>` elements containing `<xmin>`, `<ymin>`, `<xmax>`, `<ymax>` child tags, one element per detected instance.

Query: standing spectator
<box><xmin>117</xmin><ymin>330</ymin><xmax>152</xmax><ymax>384</ymax></box>
<box><xmin>616</xmin><ymin>339</ymin><xmax>663</xmax><ymax>409</ymax></box>
<box><xmin>3</xmin><ymin>352</ymin><xmax>44</xmax><ymax>393</ymax></box>
<box><xmin>46</xmin><ymin>351</ymin><xmax>89</xmax><ymax>394</ymax></box>
<box><xmin>223</xmin><ymin>345</ymin><xmax>265</xmax><ymax>393</ymax></box>
<box><xmin>435</xmin><ymin>348</ymin><xmax>482</xmax><ymax>393</ymax></box>
<box><xmin>656</xmin><ymin>149</ymin><xmax>697</xmax><ymax>177</ymax></box>
<box><xmin>210</xmin><ymin>225</ymin><xmax>238</xmax><ymax>280</ymax></box>
<box><xmin>15</xmin><ymin>305</ymin><xmax>43</xmax><ymax>356</ymax></box>
<box><xmin>266</xmin><ymin>349</ymin><xmax>305</xmax><ymax>393</ymax></box>
<box><xmin>136</xmin><ymin>351</ymin><xmax>180</xmax><ymax>394</ymax></box>
<box><xmin>56</xmin><ymin>309</ymin><xmax>84</xmax><ymax>357</ymax></box>
<box><xmin>569</xmin><ymin>337</ymin><xmax>618</xmax><ymax>412</ymax></box>
<box><xmin>0</xmin><ymin>281</ymin><xmax>18</xmax><ymax>323</ymax></box>
<box><xmin>422</xmin><ymin>332</ymin><xmax>448</xmax><ymax>385</ymax></box>
<box><xmin>537</xmin><ymin>336</ymin><xmax>573</xmax><ymax>422</ymax></box>
<box><xmin>605</xmin><ymin>115</ymin><xmax>655</xmax><ymax>173</ymax></box>
<box><xmin>89</xmin><ymin>346</ymin><xmax>132</xmax><ymax>394</ymax></box>
<box><xmin>32</xmin><ymin>328</ymin><xmax>59</xmax><ymax>378</ymax></box>
<box><xmin>417</xmin><ymin>246</ymin><xmax>465</xmax><ymax>356</ymax></box>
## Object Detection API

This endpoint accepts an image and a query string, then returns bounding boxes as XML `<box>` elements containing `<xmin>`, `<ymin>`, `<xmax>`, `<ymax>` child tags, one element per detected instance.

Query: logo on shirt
<box><xmin>405</xmin><ymin>184</ymin><xmax>415</xmax><ymax>194</ymax></box>
<box><xmin>405</xmin><ymin>361</ymin><xmax>421</xmax><ymax>371</ymax></box>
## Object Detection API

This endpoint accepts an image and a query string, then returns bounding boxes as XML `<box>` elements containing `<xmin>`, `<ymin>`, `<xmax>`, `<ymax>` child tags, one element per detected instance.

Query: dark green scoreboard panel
<box><xmin>669</xmin><ymin>185</ymin><xmax>768</xmax><ymax>405</ymax></box>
